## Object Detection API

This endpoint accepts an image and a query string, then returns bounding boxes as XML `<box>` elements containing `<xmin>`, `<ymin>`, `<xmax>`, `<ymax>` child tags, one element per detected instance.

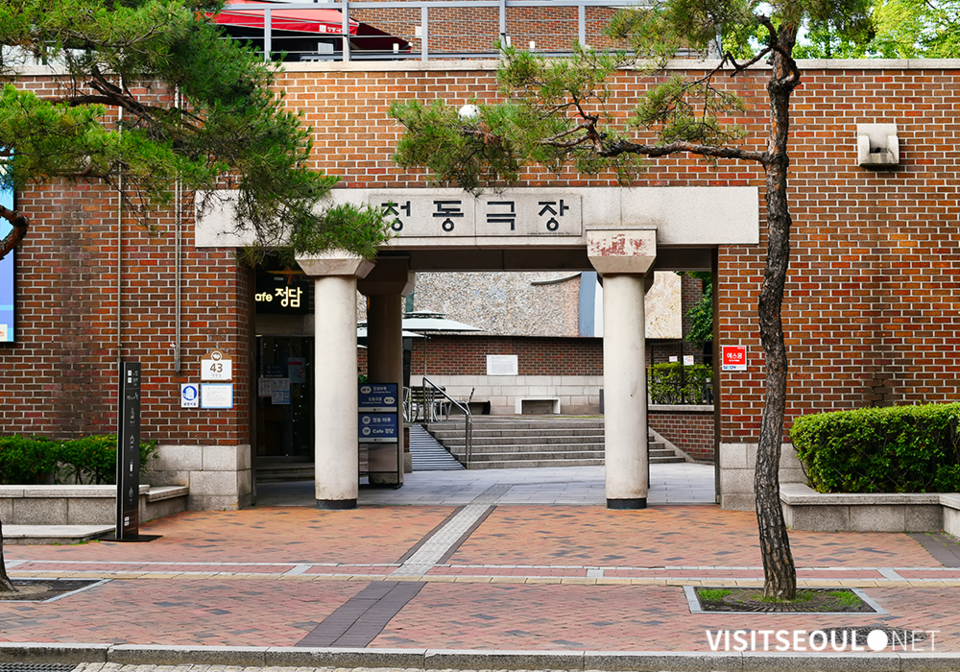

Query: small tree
<box><xmin>0</xmin><ymin>0</ymin><xmax>391</xmax><ymax>592</ymax></box>
<box><xmin>390</xmin><ymin>0</ymin><xmax>872</xmax><ymax>599</ymax></box>
<box><xmin>0</xmin><ymin>0</ymin><xmax>389</xmax><ymax>263</ymax></box>
<box><xmin>685</xmin><ymin>272</ymin><xmax>713</xmax><ymax>343</ymax></box>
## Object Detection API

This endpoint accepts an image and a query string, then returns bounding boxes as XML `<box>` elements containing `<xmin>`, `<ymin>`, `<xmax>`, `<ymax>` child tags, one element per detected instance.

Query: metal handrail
<box><xmin>219</xmin><ymin>0</ymin><xmax>648</xmax><ymax>63</ymax></box>
<box><xmin>422</xmin><ymin>376</ymin><xmax>473</xmax><ymax>467</ymax></box>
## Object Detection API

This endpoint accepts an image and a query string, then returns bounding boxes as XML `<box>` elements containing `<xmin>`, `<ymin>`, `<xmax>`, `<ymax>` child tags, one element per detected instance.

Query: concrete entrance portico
<box><xmin>297</xmin><ymin>227</ymin><xmax>661</xmax><ymax>510</ymax></box>
<box><xmin>201</xmin><ymin>185</ymin><xmax>758</xmax><ymax>510</ymax></box>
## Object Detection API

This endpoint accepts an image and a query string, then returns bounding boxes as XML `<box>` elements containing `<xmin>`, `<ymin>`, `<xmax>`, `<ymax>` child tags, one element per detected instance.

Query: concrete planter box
<box><xmin>0</xmin><ymin>484</ymin><xmax>188</xmax><ymax>525</ymax></box>
<box><xmin>781</xmin><ymin>482</ymin><xmax>960</xmax><ymax>534</ymax></box>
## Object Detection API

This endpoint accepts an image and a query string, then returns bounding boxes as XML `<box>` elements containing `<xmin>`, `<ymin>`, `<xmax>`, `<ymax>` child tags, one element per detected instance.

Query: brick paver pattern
<box><xmin>3</xmin><ymin>505</ymin><xmax>958</xmax><ymax>652</ymax></box>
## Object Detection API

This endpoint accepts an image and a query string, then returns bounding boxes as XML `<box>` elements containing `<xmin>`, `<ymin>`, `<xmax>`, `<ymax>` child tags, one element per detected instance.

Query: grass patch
<box><xmin>694</xmin><ymin>587</ymin><xmax>875</xmax><ymax>613</ymax></box>
<box><xmin>698</xmin><ymin>588</ymin><xmax>731</xmax><ymax>602</ymax></box>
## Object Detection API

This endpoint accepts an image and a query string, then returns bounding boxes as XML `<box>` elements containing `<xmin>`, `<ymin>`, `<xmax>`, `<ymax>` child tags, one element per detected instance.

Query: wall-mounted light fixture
<box><xmin>857</xmin><ymin>123</ymin><xmax>900</xmax><ymax>168</ymax></box>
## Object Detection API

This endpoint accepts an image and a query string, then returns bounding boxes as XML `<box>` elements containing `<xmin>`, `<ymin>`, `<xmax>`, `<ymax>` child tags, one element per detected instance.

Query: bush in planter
<box><xmin>0</xmin><ymin>436</ymin><xmax>61</xmax><ymax>485</ymax></box>
<box><xmin>648</xmin><ymin>362</ymin><xmax>712</xmax><ymax>405</ymax></box>
<box><xmin>790</xmin><ymin>402</ymin><xmax>960</xmax><ymax>493</ymax></box>
<box><xmin>0</xmin><ymin>435</ymin><xmax>158</xmax><ymax>485</ymax></box>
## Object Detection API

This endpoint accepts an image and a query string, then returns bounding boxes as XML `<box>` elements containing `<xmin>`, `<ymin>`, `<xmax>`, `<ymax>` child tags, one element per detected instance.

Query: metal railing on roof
<box><xmin>218</xmin><ymin>0</ymin><xmax>649</xmax><ymax>62</ymax></box>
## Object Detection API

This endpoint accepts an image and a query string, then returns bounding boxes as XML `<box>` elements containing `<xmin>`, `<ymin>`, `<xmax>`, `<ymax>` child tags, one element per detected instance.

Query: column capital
<box><xmin>586</xmin><ymin>227</ymin><xmax>657</xmax><ymax>275</ymax></box>
<box><xmin>296</xmin><ymin>251</ymin><xmax>375</xmax><ymax>278</ymax></box>
<box><xmin>357</xmin><ymin>256</ymin><xmax>415</xmax><ymax>297</ymax></box>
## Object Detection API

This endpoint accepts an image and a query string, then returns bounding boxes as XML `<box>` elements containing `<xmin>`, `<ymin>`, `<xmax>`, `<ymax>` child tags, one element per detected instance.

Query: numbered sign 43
<box><xmin>201</xmin><ymin>349</ymin><xmax>233</xmax><ymax>381</ymax></box>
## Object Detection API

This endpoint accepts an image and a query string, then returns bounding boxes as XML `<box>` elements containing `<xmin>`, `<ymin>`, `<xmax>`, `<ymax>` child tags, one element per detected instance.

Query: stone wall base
<box><xmin>146</xmin><ymin>444</ymin><xmax>252</xmax><ymax>511</ymax></box>
<box><xmin>719</xmin><ymin>442</ymin><xmax>805</xmax><ymax>511</ymax></box>
<box><xmin>0</xmin><ymin>485</ymin><xmax>187</xmax><ymax>525</ymax></box>
<box><xmin>781</xmin><ymin>484</ymin><xmax>960</xmax><ymax>533</ymax></box>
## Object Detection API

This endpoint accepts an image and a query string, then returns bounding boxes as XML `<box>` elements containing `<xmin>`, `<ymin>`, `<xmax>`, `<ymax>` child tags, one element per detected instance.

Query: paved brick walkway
<box><xmin>3</xmin><ymin>503</ymin><xmax>959</xmax><ymax>654</ymax></box>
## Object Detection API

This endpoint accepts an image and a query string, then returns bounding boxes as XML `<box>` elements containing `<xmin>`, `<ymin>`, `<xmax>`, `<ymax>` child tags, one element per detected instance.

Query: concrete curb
<box><xmin>2</xmin><ymin>644</ymin><xmax>960</xmax><ymax>671</ymax></box>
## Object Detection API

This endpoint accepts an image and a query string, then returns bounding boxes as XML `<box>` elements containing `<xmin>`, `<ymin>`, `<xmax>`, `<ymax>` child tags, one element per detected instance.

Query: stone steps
<box><xmin>427</xmin><ymin>417</ymin><xmax>686</xmax><ymax>468</ymax></box>
<box><xmin>256</xmin><ymin>462</ymin><xmax>315</xmax><ymax>483</ymax></box>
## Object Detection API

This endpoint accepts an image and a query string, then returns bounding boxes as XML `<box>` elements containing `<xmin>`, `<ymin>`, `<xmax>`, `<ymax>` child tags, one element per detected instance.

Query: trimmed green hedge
<box><xmin>790</xmin><ymin>402</ymin><xmax>960</xmax><ymax>493</ymax></box>
<box><xmin>648</xmin><ymin>362</ymin><xmax>712</xmax><ymax>405</ymax></box>
<box><xmin>0</xmin><ymin>435</ymin><xmax>158</xmax><ymax>486</ymax></box>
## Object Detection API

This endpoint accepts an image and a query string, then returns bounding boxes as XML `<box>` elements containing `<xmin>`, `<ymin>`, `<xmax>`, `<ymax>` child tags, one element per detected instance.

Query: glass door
<box><xmin>256</xmin><ymin>336</ymin><xmax>314</xmax><ymax>460</ymax></box>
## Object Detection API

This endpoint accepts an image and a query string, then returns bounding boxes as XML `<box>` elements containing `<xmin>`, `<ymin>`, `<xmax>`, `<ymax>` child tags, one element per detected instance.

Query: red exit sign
<box><xmin>722</xmin><ymin>346</ymin><xmax>747</xmax><ymax>371</ymax></box>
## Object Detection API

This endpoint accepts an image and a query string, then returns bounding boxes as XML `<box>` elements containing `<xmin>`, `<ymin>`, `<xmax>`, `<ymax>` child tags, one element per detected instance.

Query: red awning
<box><xmin>209</xmin><ymin>0</ymin><xmax>359</xmax><ymax>36</ymax></box>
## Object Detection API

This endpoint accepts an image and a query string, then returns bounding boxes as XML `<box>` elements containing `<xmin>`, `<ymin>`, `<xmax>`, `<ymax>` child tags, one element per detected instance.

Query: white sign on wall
<box><xmin>487</xmin><ymin>354</ymin><xmax>519</xmax><ymax>376</ymax></box>
<box><xmin>180</xmin><ymin>383</ymin><xmax>199</xmax><ymax>408</ymax></box>
<box><xmin>201</xmin><ymin>383</ymin><xmax>233</xmax><ymax>409</ymax></box>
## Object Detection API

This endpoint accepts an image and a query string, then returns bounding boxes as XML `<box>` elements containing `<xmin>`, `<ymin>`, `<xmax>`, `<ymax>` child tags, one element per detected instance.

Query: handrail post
<box><xmin>423</xmin><ymin>375</ymin><xmax>472</xmax><ymax>467</ymax></box>
<box><xmin>264</xmin><ymin>8</ymin><xmax>272</xmax><ymax>62</ymax></box>
<box><xmin>342</xmin><ymin>0</ymin><xmax>351</xmax><ymax>62</ymax></box>
<box><xmin>578</xmin><ymin>3</ymin><xmax>586</xmax><ymax>47</ymax></box>
<box><xmin>420</xmin><ymin>5</ymin><xmax>429</xmax><ymax>62</ymax></box>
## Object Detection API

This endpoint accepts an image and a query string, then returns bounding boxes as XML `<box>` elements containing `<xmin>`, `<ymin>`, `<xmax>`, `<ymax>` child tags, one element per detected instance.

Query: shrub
<box><xmin>0</xmin><ymin>435</ymin><xmax>158</xmax><ymax>485</ymax></box>
<box><xmin>0</xmin><ymin>436</ymin><xmax>61</xmax><ymax>485</ymax></box>
<box><xmin>648</xmin><ymin>362</ymin><xmax>712</xmax><ymax>405</ymax></box>
<box><xmin>790</xmin><ymin>402</ymin><xmax>960</xmax><ymax>493</ymax></box>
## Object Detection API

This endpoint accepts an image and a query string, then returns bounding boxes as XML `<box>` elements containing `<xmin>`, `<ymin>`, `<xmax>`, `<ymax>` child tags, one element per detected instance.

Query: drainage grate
<box><xmin>0</xmin><ymin>664</ymin><xmax>79</xmax><ymax>672</ymax></box>
<box><xmin>0</xmin><ymin>578</ymin><xmax>108</xmax><ymax>603</ymax></box>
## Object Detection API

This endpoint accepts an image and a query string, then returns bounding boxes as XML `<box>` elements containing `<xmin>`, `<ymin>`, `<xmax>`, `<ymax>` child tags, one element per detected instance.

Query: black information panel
<box><xmin>110</xmin><ymin>362</ymin><xmax>160</xmax><ymax>542</ymax></box>
<box><xmin>116</xmin><ymin>361</ymin><xmax>141</xmax><ymax>539</ymax></box>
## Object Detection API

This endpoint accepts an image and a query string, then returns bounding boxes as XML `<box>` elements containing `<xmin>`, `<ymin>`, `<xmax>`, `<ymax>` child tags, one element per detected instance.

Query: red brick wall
<box><xmin>0</xmin><ymin>78</ymin><xmax>252</xmax><ymax>444</ymax></box>
<box><xmin>649</xmin><ymin>410</ymin><xmax>715</xmax><ymax>461</ymax></box>
<box><xmin>403</xmin><ymin>335</ymin><xmax>603</xmax><ymax>376</ymax></box>
<box><xmin>8</xmin><ymin>62</ymin><xmax>960</xmax><ymax>453</ymax></box>
<box><xmin>276</xmin><ymin>63</ymin><xmax>960</xmax><ymax>444</ymax></box>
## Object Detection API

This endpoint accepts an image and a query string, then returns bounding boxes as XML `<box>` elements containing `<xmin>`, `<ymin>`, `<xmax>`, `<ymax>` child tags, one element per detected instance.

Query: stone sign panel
<box><xmin>370</xmin><ymin>193</ymin><xmax>582</xmax><ymax>238</ymax></box>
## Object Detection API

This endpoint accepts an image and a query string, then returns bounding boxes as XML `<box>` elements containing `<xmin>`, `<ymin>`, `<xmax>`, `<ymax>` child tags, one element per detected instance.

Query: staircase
<box><xmin>409</xmin><ymin>424</ymin><xmax>464</xmax><ymax>471</ymax></box>
<box><xmin>256</xmin><ymin>460</ymin><xmax>315</xmax><ymax>483</ymax></box>
<box><xmin>426</xmin><ymin>416</ymin><xmax>686</xmax><ymax>469</ymax></box>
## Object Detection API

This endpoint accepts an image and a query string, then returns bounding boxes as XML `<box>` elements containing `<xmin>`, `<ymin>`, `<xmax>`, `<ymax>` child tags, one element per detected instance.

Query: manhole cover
<box><xmin>0</xmin><ymin>579</ymin><xmax>108</xmax><ymax>603</ymax></box>
<box><xmin>0</xmin><ymin>665</ymin><xmax>79</xmax><ymax>672</ymax></box>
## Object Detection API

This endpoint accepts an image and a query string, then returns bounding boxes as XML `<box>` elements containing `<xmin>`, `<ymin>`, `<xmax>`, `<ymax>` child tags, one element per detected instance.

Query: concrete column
<box><xmin>297</xmin><ymin>253</ymin><xmax>375</xmax><ymax>510</ymax></box>
<box><xmin>587</xmin><ymin>227</ymin><xmax>657</xmax><ymax>510</ymax></box>
<box><xmin>601</xmin><ymin>273</ymin><xmax>649</xmax><ymax>508</ymax></box>
<box><xmin>359</xmin><ymin>258</ymin><xmax>415</xmax><ymax>484</ymax></box>
<box><xmin>365</xmin><ymin>295</ymin><xmax>404</xmax><ymax>484</ymax></box>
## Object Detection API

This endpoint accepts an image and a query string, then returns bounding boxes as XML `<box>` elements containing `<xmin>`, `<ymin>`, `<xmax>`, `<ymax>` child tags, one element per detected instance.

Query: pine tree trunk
<box><xmin>755</xmin><ymin>46</ymin><xmax>799</xmax><ymax>601</ymax></box>
<box><xmin>0</xmin><ymin>520</ymin><xmax>18</xmax><ymax>593</ymax></box>
<box><xmin>755</xmin><ymin>158</ymin><xmax>797</xmax><ymax>599</ymax></box>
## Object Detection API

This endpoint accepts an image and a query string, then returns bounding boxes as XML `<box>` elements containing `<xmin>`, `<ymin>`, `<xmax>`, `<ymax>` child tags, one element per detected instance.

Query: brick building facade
<box><xmin>3</xmin><ymin>57</ymin><xmax>959</xmax><ymax>508</ymax></box>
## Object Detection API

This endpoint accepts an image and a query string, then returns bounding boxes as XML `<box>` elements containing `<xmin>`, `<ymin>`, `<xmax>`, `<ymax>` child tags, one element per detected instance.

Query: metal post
<box><xmin>342</xmin><ymin>0</ymin><xmax>351</xmax><ymax>62</ymax></box>
<box><xmin>421</xmin><ymin>5</ymin><xmax>428</xmax><ymax>61</ymax></box>
<box><xmin>499</xmin><ymin>0</ymin><xmax>507</xmax><ymax>57</ymax></box>
<box><xmin>578</xmin><ymin>4</ymin><xmax>586</xmax><ymax>47</ymax></box>
<box><xmin>264</xmin><ymin>8</ymin><xmax>272</xmax><ymax>61</ymax></box>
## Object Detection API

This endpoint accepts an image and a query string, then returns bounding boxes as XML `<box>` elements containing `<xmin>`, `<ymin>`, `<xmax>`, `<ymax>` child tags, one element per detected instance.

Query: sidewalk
<box><xmin>2</xmin><ymin>464</ymin><xmax>959</xmax><ymax>670</ymax></box>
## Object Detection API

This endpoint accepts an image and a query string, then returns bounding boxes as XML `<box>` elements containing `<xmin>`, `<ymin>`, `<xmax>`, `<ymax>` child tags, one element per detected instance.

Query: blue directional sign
<box><xmin>358</xmin><ymin>412</ymin><xmax>399</xmax><ymax>443</ymax></box>
<box><xmin>358</xmin><ymin>383</ymin><xmax>399</xmax><ymax>412</ymax></box>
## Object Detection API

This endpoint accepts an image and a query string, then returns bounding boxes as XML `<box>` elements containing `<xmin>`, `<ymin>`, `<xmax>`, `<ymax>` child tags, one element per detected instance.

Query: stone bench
<box><xmin>514</xmin><ymin>397</ymin><xmax>561</xmax><ymax>415</ymax></box>
<box><xmin>0</xmin><ymin>484</ymin><xmax>189</xmax><ymax>526</ymax></box>
<box><xmin>780</xmin><ymin>482</ymin><xmax>960</xmax><ymax>533</ymax></box>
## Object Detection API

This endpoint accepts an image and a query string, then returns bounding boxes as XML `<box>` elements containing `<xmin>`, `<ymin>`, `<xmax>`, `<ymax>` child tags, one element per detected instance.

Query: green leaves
<box><xmin>791</xmin><ymin>403</ymin><xmax>960</xmax><ymax>493</ymax></box>
<box><xmin>0</xmin><ymin>434</ymin><xmax>158</xmax><ymax>485</ymax></box>
<box><xmin>390</xmin><ymin>98</ymin><xmax>521</xmax><ymax>193</ymax></box>
<box><xmin>1</xmin><ymin>0</ymin><xmax>390</xmax><ymax>260</ymax></box>
<box><xmin>648</xmin><ymin>362</ymin><xmax>713</xmax><ymax>404</ymax></box>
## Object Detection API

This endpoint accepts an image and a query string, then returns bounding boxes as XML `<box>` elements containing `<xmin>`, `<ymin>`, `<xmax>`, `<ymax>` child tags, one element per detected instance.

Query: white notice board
<box><xmin>487</xmin><ymin>354</ymin><xmax>519</xmax><ymax>376</ymax></box>
<box><xmin>201</xmin><ymin>383</ymin><xmax>234</xmax><ymax>409</ymax></box>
